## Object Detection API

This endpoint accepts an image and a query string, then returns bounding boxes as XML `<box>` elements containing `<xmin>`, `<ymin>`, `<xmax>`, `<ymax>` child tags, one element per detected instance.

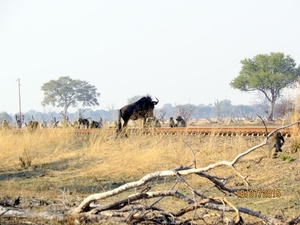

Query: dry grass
<box><xmin>0</xmin><ymin>127</ymin><xmax>300</xmax><ymax>223</ymax></box>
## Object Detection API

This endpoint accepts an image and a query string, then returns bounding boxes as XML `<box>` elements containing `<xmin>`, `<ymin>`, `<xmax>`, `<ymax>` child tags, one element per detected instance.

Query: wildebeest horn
<box><xmin>152</xmin><ymin>97</ymin><xmax>159</xmax><ymax>105</ymax></box>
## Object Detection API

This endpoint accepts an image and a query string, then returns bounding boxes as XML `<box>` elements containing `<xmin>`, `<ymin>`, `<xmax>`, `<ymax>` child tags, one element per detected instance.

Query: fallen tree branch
<box><xmin>69</xmin><ymin>121</ymin><xmax>300</xmax><ymax>224</ymax></box>
<box><xmin>87</xmin><ymin>190</ymin><xmax>194</xmax><ymax>215</ymax></box>
<box><xmin>211</xmin><ymin>196</ymin><xmax>241</xmax><ymax>224</ymax></box>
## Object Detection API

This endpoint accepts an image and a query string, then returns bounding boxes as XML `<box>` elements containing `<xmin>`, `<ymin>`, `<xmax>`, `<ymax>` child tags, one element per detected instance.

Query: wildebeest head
<box><xmin>118</xmin><ymin>95</ymin><xmax>159</xmax><ymax>131</ymax></box>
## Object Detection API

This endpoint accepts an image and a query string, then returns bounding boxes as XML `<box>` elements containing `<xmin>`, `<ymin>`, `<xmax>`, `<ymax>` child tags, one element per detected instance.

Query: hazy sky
<box><xmin>1</xmin><ymin>1</ymin><xmax>300</xmax><ymax>115</ymax></box>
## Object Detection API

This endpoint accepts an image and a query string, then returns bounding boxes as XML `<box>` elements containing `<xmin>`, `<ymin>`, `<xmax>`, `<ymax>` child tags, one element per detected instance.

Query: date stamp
<box><xmin>236</xmin><ymin>189</ymin><xmax>281</xmax><ymax>198</ymax></box>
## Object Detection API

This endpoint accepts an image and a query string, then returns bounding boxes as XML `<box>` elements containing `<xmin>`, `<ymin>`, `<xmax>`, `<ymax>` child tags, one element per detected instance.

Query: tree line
<box><xmin>1</xmin><ymin>52</ymin><xmax>299</xmax><ymax>126</ymax></box>
<box><xmin>0</xmin><ymin>97</ymin><xmax>294</xmax><ymax>126</ymax></box>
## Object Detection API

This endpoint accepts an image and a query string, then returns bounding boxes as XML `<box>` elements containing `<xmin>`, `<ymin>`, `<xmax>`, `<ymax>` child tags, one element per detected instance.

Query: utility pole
<box><xmin>16</xmin><ymin>78</ymin><xmax>22</xmax><ymax>129</ymax></box>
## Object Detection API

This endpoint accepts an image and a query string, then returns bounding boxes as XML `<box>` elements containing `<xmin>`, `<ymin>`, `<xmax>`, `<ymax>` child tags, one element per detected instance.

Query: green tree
<box><xmin>230</xmin><ymin>52</ymin><xmax>300</xmax><ymax>121</ymax></box>
<box><xmin>41</xmin><ymin>76</ymin><xmax>100</xmax><ymax>115</ymax></box>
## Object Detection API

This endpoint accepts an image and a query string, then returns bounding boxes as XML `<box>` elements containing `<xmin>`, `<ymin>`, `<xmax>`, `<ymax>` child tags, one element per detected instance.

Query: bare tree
<box><xmin>175</xmin><ymin>103</ymin><xmax>195</xmax><ymax>122</ymax></box>
<box><xmin>251</xmin><ymin>92</ymin><xmax>270</xmax><ymax>120</ymax></box>
<box><xmin>214</xmin><ymin>99</ymin><xmax>222</xmax><ymax>122</ymax></box>
<box><xmin>107</xmin><ymin>104</ymin><xmax>116</xmax><ymax>123</ymax></box>
<box><xmin>214</xmin><ymin>99</ymin><xmax>233</xmax><ymax>122</ymax></box>
<box><xmin>158</xmin><ymin>108</ymin><xmax>166</xmax><ymax>123</ymax></box>
<box><xmin>274</xmin><ymin>96</ymin><xmax>295</xmax><ymax>118</ymax></box>
<box><xmin>59</xmin><ymin>112</ymin><xmax>70</xmax><ymax>128</ymax></box>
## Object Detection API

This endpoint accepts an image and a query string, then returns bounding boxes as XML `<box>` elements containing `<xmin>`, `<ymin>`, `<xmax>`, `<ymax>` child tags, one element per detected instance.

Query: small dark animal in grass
<box><xmin>26</xmin><ymin>121</ymin><xmax>39</xmax><ymax>131</ymax></box>
<box><xmin>2</xmin><ymin>119</ymin><xmax>10</xmax><ymax>129</ymax></box>
<box><xmin>52</xmin><ymin>120</ymin><xmax>59</xmax><ymax>128</ymax></box>
<box><xmin>169</xmin><ymin>117</ymin><xmax>176</xmax><ymax>127</ymax></box>
<box><xmin>89</xmin><ymin>117</ymin><xmax>103</xmax><ymax>129</ymax></box>
<box><xmin>267</xmin><ymin>131</ymin><xmax>285</xmax><ymax>158</ymax></box>
<box><xmin>51</xmin><ymin>116</ymin><xmax>59</xmax><ymax>128</ymax></box>
<box><xmin>117</xmin><ymin>95</ymin><xmax>159</xmax><ymax>134</ymax></box>
<box><xmin>145</xmin><ymin>117</ymin><xmax>161</xmax><ymax>128</ymax></box>
<box><xmin>175</xmin><ymin>116</ymin><xmax>186</xmax><ymax>127</ymax></box>
<box><xmin>78</xmin><ymin>118</ymin><xmax>90</xmax><ymax>129</ymax></box>
<box><xmin>90</xmin><ymin>120</ymin><xmax>100</xmax><ymax>128</ymax></box>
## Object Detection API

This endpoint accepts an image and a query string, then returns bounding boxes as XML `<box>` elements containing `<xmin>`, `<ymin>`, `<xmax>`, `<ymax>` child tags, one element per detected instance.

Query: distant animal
<box><xmin>267</xmin><ymin>131</ymin><xmax>285</xmax><ymax>158</ymax></box>
<box><xmin>145</xmin><ymin>117</ymin><xmax>161</xmax><ymax>128</ymax></box>
<box><xmin>89</xmin><ymin>120</ymin><xmax>98</xmax><ymax>129</ymax></box>
<box><xmin>1</xmin><ymin>119</ymin><xmax>10</xmax><ymax>129</ymax></box>
<box><xmin>169</xmin><ymin>117</ymin><xmax>176</xmax><ymax>127</ymax></box>
<box><xmin>52</xmin><ymin>120</ymin><xmax>59</xmax><ymax>128</ymax></box>
<box><xmin>26</xmin><ymin>120</ymin><xmax>39</xmax><ymax>131</ymax></box>
<box><xmin>118</xmin><ymin>95</ymin><xmax>159</xmax><ymax>133</ymax></box>
<box><xmin>78</xmin><ymin>118</ymin><xmax>90</xmax><ymax>129</ymax></box>
<box><xmin>88</xmin><ymin>117</ymin><xmax>103</xmax><ymax>129</ymax></box>
<box><xmin>175</xmin><ymin>116</ymin><xmax>186</xmax><ymax>127</ymax></box>
<box><xmin>51</xmin><ymin>115</ymin><xmax>59</xmax><ymax>128</ymax></box>
<box><xmin>40</xmin><ymin>121</ymin><xmax>47</xmax><ymax>129</ymax></box>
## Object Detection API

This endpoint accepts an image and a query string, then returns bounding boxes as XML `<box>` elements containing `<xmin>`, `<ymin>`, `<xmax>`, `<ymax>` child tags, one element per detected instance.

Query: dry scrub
<box><xmin>0</xmin><ymin>126</ymin><xmax>300</xmax><ymax>224</ymax></box>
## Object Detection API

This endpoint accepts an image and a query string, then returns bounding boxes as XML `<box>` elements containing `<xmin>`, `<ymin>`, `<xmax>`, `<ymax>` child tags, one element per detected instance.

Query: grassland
<box><xmin>0</xmin><ymin>125</ymin><xmax>300</xmax><ymax>224</ymax></box>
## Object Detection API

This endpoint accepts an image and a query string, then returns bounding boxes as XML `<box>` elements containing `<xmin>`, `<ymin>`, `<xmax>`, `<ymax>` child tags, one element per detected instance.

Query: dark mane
<box><xmin>137</xmin><ymin>95</ymin><xmax>152</xmax><ymax>103</ymax></box>
<box><xmin>145</xmin><ymin>95</ymin><xmax>152</xmax><ymax>101</ymax></box>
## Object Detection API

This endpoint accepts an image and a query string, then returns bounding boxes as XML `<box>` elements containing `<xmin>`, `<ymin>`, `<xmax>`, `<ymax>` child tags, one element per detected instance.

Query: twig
<box><xmin>257</xmin><ymin>114</ymin><xmax>268</xmax><ymax>135</ymax></box>
<box><xmin>211</xmin><ymin>196</ymin><xmax>241</xmax><ymax>224</ymax></box>
<box><xmin>183</xmin><ymin>140</ymin><xmax>197</xmax><ymax>168</ymax></box>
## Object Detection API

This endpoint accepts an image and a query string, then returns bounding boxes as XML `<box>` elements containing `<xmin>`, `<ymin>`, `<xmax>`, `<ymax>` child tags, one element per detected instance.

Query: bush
<box><xmin>278</xmin><ymin>152</ymin><xmax>296</xmax><ymax>162</ymax></box>
<box><xmin>291</xmin><ymin>140</ymin><xmax>300</xmax><ymax>153</ymax></box>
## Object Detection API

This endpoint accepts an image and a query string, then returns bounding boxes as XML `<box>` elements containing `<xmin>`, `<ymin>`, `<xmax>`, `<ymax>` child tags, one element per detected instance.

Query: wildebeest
<box><xmin>175</xmin><ymin>116</ymin><xmax>186</xmax><ymax>127</ymax></box>
<box><xmin>169</xmin><ymin>117</ymin><xmax>176</xmax><ymax>127</ymax></box>
<box><xmin>118</xmin><ymin>95</ymin><xmax>159</xmax><ymax>133</ymax></box>
<box><xmin>145</xmin><ymin>117</ymin><xmax>161</xmax><ymax>128</ymax></box>
<box><xmin>78</xmin><ymin>117</ymin><xmax>90</xmax><ymax>129</ymax></box>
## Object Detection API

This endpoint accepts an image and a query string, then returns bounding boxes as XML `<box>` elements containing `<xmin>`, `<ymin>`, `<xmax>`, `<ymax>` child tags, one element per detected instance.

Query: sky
<box><xmin>1</xmin><ymin>1</ymin><xmax>300</xmax><ymax>115</ymax></box>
